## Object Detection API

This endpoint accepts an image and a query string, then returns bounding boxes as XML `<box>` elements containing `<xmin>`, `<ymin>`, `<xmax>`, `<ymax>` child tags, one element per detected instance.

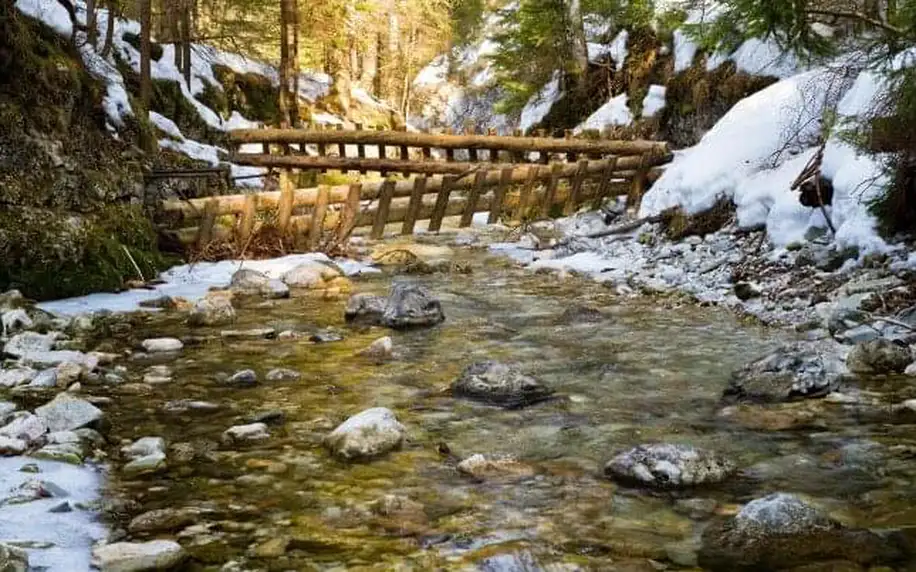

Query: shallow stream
<box><xmin>97</xmin><ymin>243</ymin><xmax>916</xmax><ymax>570</ymax></box>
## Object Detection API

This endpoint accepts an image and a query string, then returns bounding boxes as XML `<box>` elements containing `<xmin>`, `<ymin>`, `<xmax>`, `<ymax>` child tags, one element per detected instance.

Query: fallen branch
<box><xmin>121</xmin><ymin>245</ymin><xmax>146</xmax><ymax>282</ymax></box>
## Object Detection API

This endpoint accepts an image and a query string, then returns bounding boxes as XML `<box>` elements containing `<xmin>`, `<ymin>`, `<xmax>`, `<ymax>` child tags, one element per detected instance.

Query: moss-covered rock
<box><xmin>211</xmin><ymin>64</ymin><xmax>280</xmax><ymax>124</ymax></box>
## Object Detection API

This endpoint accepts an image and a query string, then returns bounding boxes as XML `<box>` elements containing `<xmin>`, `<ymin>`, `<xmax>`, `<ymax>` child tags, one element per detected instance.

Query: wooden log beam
<box><xmin>228</xmin><ymin>153</ymin><xmax>666</xmax><ymax>174</ymax></box>
<box><xmin>229</xmin><ymin>128</ymin><xmax>668</xmax><ymax>156</ymax></box>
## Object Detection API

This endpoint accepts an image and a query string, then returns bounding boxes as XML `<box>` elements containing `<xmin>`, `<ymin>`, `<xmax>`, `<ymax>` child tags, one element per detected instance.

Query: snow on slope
<box><xmin>575</xmin><ymin>93</ymin><xmax>633</xmax><ymax>133</ymax></box>
<box><xmin>519</xmin><ymin>72</ymin><xmax>562</xmax><ymax>132</ymax></box>
<box><xmin>640</xmin><ymin>63</ymin><xmax>890</xmax><ymax>253</ymax></box>
<box><xmin>641</xmin><ymin>85</ymin><xmax>667</xmax><ymax>117</ymax></box>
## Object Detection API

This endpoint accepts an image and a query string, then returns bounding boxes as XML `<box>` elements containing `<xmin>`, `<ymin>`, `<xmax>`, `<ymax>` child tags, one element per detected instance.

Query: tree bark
<box><xmin>100</xmin><ymin>0</ymin><xmax>115</xmax><ymax>56</ymax></box>
<box><xmin>290</xmin><ymin>0</ymin><xmax>300</xmax><ymax>126</ymax></box>
<box><xmin>86</xmin><ymin>0</ymin><xmax>97</xmax><ymax>46</ymax></box>
<box><xmin>181</xmin><ymin>0</ymin><xmax>191</xmax><ymax>88</ymax></box>
<box><xmin>139</xmin><ymin>0</ymin><xmax>152</xmax><ymax>111</ymax></box>
<box><xmin>359</xmin><ymin>32</ymin><xmax>377</xmax><ymax>89</ymax></box>
<box><xmin>279</xmin><ymin>0</ymin><xmax>291</xmax><ymax>127</ymax></box>
<box><xmin>566</xmin><ymin>0</ymin><xmax>589</xmax><ymax>94</ymax></box>
<box><xmin>375</xmin><ymin>1</ymin><xmax>398</xmax><ymax>101</ymax></box>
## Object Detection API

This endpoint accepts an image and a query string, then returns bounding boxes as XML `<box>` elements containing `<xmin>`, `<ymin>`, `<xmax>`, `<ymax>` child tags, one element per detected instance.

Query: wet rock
<box><xmin>674</xmin><ymin>497</ymin><xmax>718</xmax><ymax>520</ymax></box>
<box><xmin>344</xmin><ymin>293</ymin><xmax>387</xmax><ymax>324</ymax></box>
<box><xmin>559</xmin><ymin>305</ymin><xmax>605</xmax><ymax>324</ymax></box>
<box><xmin>49</xmin><ymin>501</ymin><xmax>72</xmax><ymax>513</ymax></box>
<box><xmin>141</xmin><ymin>338</ymin><xmax>183</xmax><ymax>353</ymax></box>
<box><xmin>229</xmin><ymin>269</ymin><xmax>289</xmax><ymax>299</ymax></box>
<box><xmin>33</xmin><ymin>442</ymin><xmax>83</xmax><ymax>464</ymax></box>
<box><xmin>369</xmin><ymin>494</ymin><xmax>428</xmax><ymax>532</ymax></box>
<box><xmin>604</xmin><ymin>444</ymin><xmax>735</xmax><ymax>489</ymax></box>
<box><xmin>0</xmin><ymin>413</ymin><xmax>48</xmax><ymax>446</ymax></box>
<box><xmin>225</xmin><ymin>369</ymin><xmax>258</xmax><ymax>387</ymax></box>
<box><xmin>324</xmin><ymin>407</ymin><xmax>406</xmax><ymax>460</ymax></box>
<box><xmin>698</xmin><ymin>493</ymin><xmax>905</xmax><ymax>570</ymax></box>
<box><xmin>371</xmin><ymin>243</ymin><xmax>453</xmax><ymax>265</ymax></box>
<box><xmin>0</xmin><ymin>402</ymin><xmax>15</xmax><ymax>423</ymax></box>
<box><xmin>19</xmin><ymin>350</ymin><xmax>98</xmax><ymax>371</ymax></box>
<box><xmin>122</xmin><ymin>437</ymin><xmax>166</xmax><ymax>459</ymax></box>
<box><xmin>187</xmin><ymin>295</ymin><xmax>236</xmax><ymax>327</ymax></box>
<box><xmin>0</xmin><ymin>290</ymin><xmax>25</xmax><ymax>312</ymax></box>
<box><xmin>451</xmin><ymin>361</ymin><xmax>553</xmax><ymax>408</ymax></box>
<box><xmin>123</xmin><ymin>453</ymin><xmax>167</xmax><ymax>476</ymax></box>
<box><xmin>244</xmin><ymin>410</ymin><xmax>285</xmax><ymax>425</ymax></box>
<box><xmin>309</xmin><ymin>329</ymin><xmax>343</xmax><ymax>343</ymax></box>
<box><xmin>734</xmin><ymin>282</ymin><xmax>762</xmax><ymax>301</ymax></box>
<box><xmin>0</xmin><ymin>367</ymin><xmax>36</xmax><ymax>388</ymax></box>
<box><xmin>220</xmin><ymin>328</ymin><xmax>275</xmax><ymax>340</ymax></box>
<box><xmin>129</xmin><ymin>508</ymin><xmax>199</xmax><ymax>533</ymax></box>
<box><xmin>26</xmin><ymin>368</ymin><xmax>57</xmax><ymax>388</ymax></box>
<box><xmin>222</xmin><ymin>423</ymin><xmax>270</xmax><ymax>444</ymax></box>
<box><xmin>846</xmin><ymin>339</ymin><xmax>912</xmax><ymax>374</ymax></box>
<box><xmin>0</xmin><ymin>542</ymin><xmax>29</xmax><ymax>572</ymax></box>
<box><xmin>724</xmin><ymin>343</ymin><xmax>843</xmax><ymax>403</ymax></box>
<box><xmin>356</xmin><ymin>336</ymin><xmax>393</xmax><ymax>360</ymax></box>
<box><xmin>827</xmin><ymin>307</ymin><xmax>870</xmax><ymax>339</ymax></box>
<box><xmin>161</xmin><ymin>400</ymin><xmax>220</xmax><ymax>414</ymax></box>
<box><xmin>836</xmin><ymin>324</ymin><xmax>881</xmax><ymax>345</ymax></box>
<box><xmin>91</xmin><ymin>540</ymin><xmax>187</xmax><ymax>572</ymax></box>
<box><xmin>3</xmin><ymin>331</ymin><xmax>57</xmax><ymax>358</ymax></box>
<box><xmin>142</xmin><ymin>365</ymin><xmax>172</xmax><ymax>385</ymax></box>
<box><xmin>3</xmin><ymin>478</ymin><xmax>68</xmax><ymax>504</ymax></box>
<box><xmin>281</xmin><ymin>260</ymin><xmax>341</xmax><ymax>288</ymax></box>
<box><xmin>2</xmin><ymin>309</ymin><xmax>32</xmax><ymax>337</ymax></box>
<box><xmin>380</xmin><ymin>284</ymin><xmax>445</xmax><ymax>329</ymax></box>
<box><xmin>265</xmin><ymin>368</ymin><xmax>300</xmax><ymax>382</ymax></box>
<box><xmin>457</xmin><ymin>454</ymin><xmax>535</xmax><ymax>480</ymax></box>
<box><xmin>35</xmin><ymin>393</ymin><xmax>103</xmax><ymax>432</ymax></box>
<box><xmin>718</xmin><ymin>403</ymin><xmax>825</xmax><ymax>431</ymax></box>
<box><xmin>0</xmin><ymin>437</ymin><xmax>27</xmax><ymax>455</ymax></box>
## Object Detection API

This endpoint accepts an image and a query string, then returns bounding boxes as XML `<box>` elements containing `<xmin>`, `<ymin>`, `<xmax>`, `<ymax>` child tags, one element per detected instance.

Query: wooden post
<box><xmin>428</xmin><ymin>175</ymin><xmax>455</xmax><ymax>232</ymax></box>
<box><xmin>565</xmin><ymin>129</ymin><xmax>576</xmax><ymax>162</ymax></box>
<box><xmin>401</xmin><ymin>175</ymin><xmax>427</xmax><ymax>235</ymax></box>
<box><xmin>196</xmin><ymin>198</ymin><xmax>220</xmax><ymax>249</ymax></box>
<box><xmin>336</xmin><ymin>124</ymin><xmax>346</xmax><ymax>162</ymax></box>
<box><xmin>460</xmin><ymin>169</ymin><xmax>487</xmax><ymax>227</ymax></box>
<box><xmin>487</xmin><ymin>128</ymin><xmax>498</xmax><ymax>163</ymax></box>
<box><xmin>277</xmin><ymin>170</ymin><xmax>294</xmax><ymax>235</ymax></box>
<box><xmin>592</xmin><ymin>156</ymin><xmax>618</xmax><ymax>210</ymax></box>
<box><xmin>445</xmin><ymin>128</ymin><xmax>455</xmax><ymax>162</ymax></box>
<box><xmin>262</xmin><ymin>142</ymin><xmax>270</xmax><ymax>155</ymax></box>
<box><xmin>238</xmin><ymin>194</ymin><xmax>258</xmax><ymax>244</ymax></box>
<box><xmin>518</xmin><ymin>166</ymin><xmax>539</xmax><ymax>221</ymax></box>
<box><xmin>628</xmin><ymin>153</ymin><xmax>650</xmax><ymax>209</ymax></box>
<box><xmin>370</xmin><ymin>178</ymin><xmax>396</xmax><ymax>239</ymax></box>
<box><xmin>422</xmin><ymin>146</ymin><xmax>432</xmax><ymax>161</ymax></box>
<box><xmin>542</xmin><ymin>162</ymin><xmax>563</xmax><ymax>217</ymax></box>
<box><xmin>488</xmin><ymin>167</ymin><xmax>514</xmax><ymax>224</ymax></box>
<box><xmin>337</xmin><ymin>182</ymin><xmax>362</xmax><ymax>243</ymax></box>
<box><xmin>564</xmin><ymin>159</ymin><xmax>589</xmax><ymax>215</ymax></box>
<box><xmin>308</xmin><ymin>184</ymin><xmax>330</xmax><ymax>250</ymax></box>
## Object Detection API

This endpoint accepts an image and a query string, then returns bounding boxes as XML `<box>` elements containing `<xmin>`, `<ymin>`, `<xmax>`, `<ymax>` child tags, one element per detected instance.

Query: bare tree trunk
<box><xmin>87</xmin><ymin>0</ymin><xmax>97</xmax><ymax>46</ymax></box>
<box><xmin>400</xmin><ymin>19</ymin><xmax>417</xmax><ymax>120</ymax></box>
<box><xmin>181</xmin><ymin>0</ymin><xmax>191</xmax><ymax>88</ymax></box>
<box><xmin>376</xmin><ymin>2</ymin><xmax>398</xmax><ymax>102</ymax></box>
<box><xmin>359</xmin><ymin>33</ymin><xmax>377</xmax><ymax>89</ymax></box>
<box><xmin>139</xmin><ymin>0</ymin><xmax>152</xmax><ymax>111</ymax></box>
<box><xmin>169</xmin><ymin>0</ymin><xmax>182</xmax><ymax>71</ymax></box>
<box><xmin>290</xmin><ymin>0</ymin><xmax>300</xmax><ymax>126</ymax></box>
<box><xmin>279</xmin><ymin>0</ymin><xmax>291</xmax><ymax>127</ymax></box>
<box><xmin>100</xmin><ymin>0</ymin><xmax>116</xmax><ymax>56</ymax></box>
<box><xmin>566</xmin><ymin>0</ymin><xmax>589</xmax><ymax>94</ymax></box>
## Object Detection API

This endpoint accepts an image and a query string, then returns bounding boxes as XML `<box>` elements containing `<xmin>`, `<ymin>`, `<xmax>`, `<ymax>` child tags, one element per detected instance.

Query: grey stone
<box><xmin>122</xmin><ymin>437</ymin><xmax>166</xmax><ymax>460</ymax></box>
<box><xmin>265</xmin><ymin>368</ymin><xmax>300</xmax><ymax>382</ymax></box>
<box><xmin>128</xmin><ymin>508</ymin><xmax>199</xmax><ymax>533</ymax></box>
<box><xmin>281</xmin><ymin>261</ymin><xmax>340</xmax><ymax>288</ymax></box>
<box><xmin>356</xmin><ymin>336</ymin><xmax>393</xmax><ymax>360</ymax></box>
<box><xmin>828</xmin><ymin>307</ymin><xmax>870</xmax><ymax>339</ymax></box>
<box><xmin>161</xmin><ymin>400</ymin><xmax>220</xmax><ymax>414</ymax></box>
<box><xmin>451</xmin><ymin>361</ymin><xmax>553</xmax><ymax>408</ymax></box>
<box><xmin>230</xmin><ymin>269</ymin><xmax>289</xmax><ymax>299</ymax></box>
<box><xmin>187</xmin><ymin>295</ymin><xmax>236</xmax><ymax>327</ymax></box>
<box><xmin>35</xmin><ymin>393</ymin><xmax>103</xmax><ymax>432</ymax></box>
<box><xmin>380</xmin><ymin>284</ymin><xmax>445</xmax><ymax>329</ymax></box>
<box><xmin>3</xmin><ymin>478</ymin><xmax>68</xmax><ymax>505</ymax></box>
<box><xmin>0</xmin><ymin>401</ymin><xmax>17</xmax><ymax>423</ymax></box>
<box><xmin>343</xmin><ymin>293</ymin><xmax>386</xmax><ymax>324</ymax></box>
<box><xmin>28</xmin><ymin>368</ymin><xmax>58</xmax><ymax>388</ymax></box>
<box><xmin>49</xmin><ymin>501</ymin><xmax>72</xmax><ymax>513</ymax></box>
<box><xmin>3</xmin><ymin>331</ymin><xmax>57</xmax><ymax>358</ymax></box>
<box><xmin>123</xmin><ymin>453</ymin><xmax>167</xmax><ymax>475</ymax></box>
<box><xmin>1</xmin><ymin>309</ymin><xmax>32</xmax><ymax>337</ymax></box>
<box><xmin>91</xmin><ymin>540</ymin><xmax>187</xmax><ymax>572</ymax></box>
<box><xmin>309</xmin><ymin>329</ymin><xmax>344</xmax><ymax>343</ymax></box>
<box><xmin>222</xmin><ymin>422</ymin><xmax>270</xmax><ymax>444</ymax></box>
<box><xmin>0</xmin><ymin>368</ymin><xmax>36</xmax><ymax>388</ymax></box>
<box><xmin>0</xmin><ymin>542</ymin><xmax>28</xmax><ymax>572</ymax></box>
<box><xmin>724</xmin><ymin>343</ymin><xmax>843</xmax><ymax>403</ymax></box>
<box><xmin>226</xmin><ymin>369</ymin><xmax>258</xmax><ymax>387</ymax></box>
<box><xmin>604</xmin><ymin>443</ymin><xmax>735</xmax><ymax>488</ymax></box>
<box><xmin>0</xmin><ymin>436</ymin><xmax>27</xmax><ymax>456</ymax></box>
<box><xmin>733</xmin><ymin>282</ymin><xmax>762</xmax><ymax>301</ymax></box>
<box><xmin>836</xmin><ymin>324</ymin><xmax>881</xmax><ymax>344</ymax></box>
<box><xmin>220</xmin><ymin>328</ymin><xmax>275</xmax><ymax>340</ymax></box>
<box><xmin>846</xmin><ymin>338</ymin><xmax>912</xmax><ymax>374</ymax></box>
<box><xmin>18</xmin><ymin>350</ymin><xmax>98</xmax><ymax>370</ymax></box>
<box><xmin>32</xmin><ymin>442</ymin><xmax>84</xmax><ymax>464</ymax></box>
<box><xmin>0</xmin><ymin>413</ymin><xmax>47</xmax><ymax>446</ymax></box>
<box><xmin>324</xmin><ymin>407</ymin><xmax>406</xmax><ymax>460</ymax></box>
<box><xmin>698</xmin><ymin>493</ymin><xmax>904</xmax><ymax>570</ymax></box>
<box><xmin>141</xmin><ymin>338</ymin><xmax>183</xmax><ymax>353</ymax></box>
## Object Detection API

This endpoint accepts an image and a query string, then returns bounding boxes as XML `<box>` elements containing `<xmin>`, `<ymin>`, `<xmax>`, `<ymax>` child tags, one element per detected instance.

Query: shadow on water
<box><xmin>99</xmin><ymin>247</ymin><xmax>916</xmax><ymax>570</ymax></box>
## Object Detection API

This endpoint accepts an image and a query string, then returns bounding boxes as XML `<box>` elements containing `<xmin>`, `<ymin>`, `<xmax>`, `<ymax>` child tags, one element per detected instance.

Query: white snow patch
<box><xmin>673</xmin><ymin>29</ymin><xmax>698</xmax><ymax>73</ymax></box>
<box><xmin>576</xmin><ymin>93</ymin><xmax>633</xmax><ymax>133</ymax></box>
<box><xmin>641</xmin><ymin>85</ymin><xmax>667</xmax><ymax>118</ymax></box>
<box><xmin>609</xmin><ymin>30</ymin><xmax>629</xmax><ymax>71</ymax></box>
<box><xmin>15</xmin><ymin>0</ymin><xmax>73</xmax><ymax>35</ymax></box>
<box><xmin>38</xmin><ymin>254</ymin><xmax>379</xmax><ymax>316</ymax></box>
<box><xmin>731</xmin><ymin>37</ymin><xmax>800</xmax><ymax>78</ymax></box>
<box><xmin>519</xmin><ymin>71</ymin><xmax>562</xmax><ymax>132</ymax></box>
<box><xmin>149</xmin><ymin>112</ymin><xmax>184</xmax><ymax>140</ymax></box>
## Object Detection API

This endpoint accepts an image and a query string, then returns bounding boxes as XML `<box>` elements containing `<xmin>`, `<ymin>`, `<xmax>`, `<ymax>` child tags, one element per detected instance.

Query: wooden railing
<box><xmin>159</xmin><ymin>128</ymin><xmax>671</xmax><ymax>251</ymax></box>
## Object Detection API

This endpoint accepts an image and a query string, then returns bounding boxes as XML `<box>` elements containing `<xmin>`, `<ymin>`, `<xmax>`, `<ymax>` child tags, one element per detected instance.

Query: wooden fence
<box><xmin>158</xmin><ymin>128</ymin><xmax>671</xmax><ymax>250</ymax></box>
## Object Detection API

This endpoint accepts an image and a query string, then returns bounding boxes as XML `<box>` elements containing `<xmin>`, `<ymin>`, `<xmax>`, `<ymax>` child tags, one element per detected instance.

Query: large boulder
<box><xmin>846</xmin><ymin>338</ymin><xmax>913</xmax><ymax>374</ymax></box>
<box><xmin>603</xmin><ymin>443</ymin><xmax>735</xmax><ymax>489</ymax></box>
<box><xmin>344</xmin><ymin>294</ymin><xmax>387</xmax><ymax>324</ymax></box>
<box><xmin>698</xmin><ymin>493</ymin><xmax>907</xmax><ymax>570</ymax></box>
<box><xmin>229</xmin><ymin>269</ymin><xmax>289</xmax><ymax>299</ymax></box>
<box><xmin>380</xmin><ymin>284</ymin><xmax>445</xmax><ymax>329</ymax></box>
<box><xmin>187</xmin><ymin>294</ymin><xmax>236</xmax><ymax>327</ymax></box>
<box><xmin>724</xmin><ymin>343</ymin><xmax>843</xmax><ymax>403</ymax></box>
<box><xmin>34</xmin><ymin>393</ymin><xmax>103</xmax><ymax>432</ymax></box>
<box><xmin>3</xmin><ymin>331</ymin><xmax>57</xmax><ymax>358</ymax></box>
<box><xmin>324</xmin><ymin>407</ymin><xmax>406</xmax><ymax>460</ymax></box>
<box><xmin>91</xmin><ymin>540</ymin><xmax>187</xmax><ymax>572</ymax></box>
<box><xmin>0</xmin><ymin>413</ymin><xmax>48</xmax><ymax>446</ymax></box>
<box><xmin>451</xmin><ymin>361</ymin><xmax>553</xmax><ymax>408</ymax></box>
<box><xmin>0</xmin><ymin>367</ymin><xmax>37</xmax><ymax>388</ymax></box>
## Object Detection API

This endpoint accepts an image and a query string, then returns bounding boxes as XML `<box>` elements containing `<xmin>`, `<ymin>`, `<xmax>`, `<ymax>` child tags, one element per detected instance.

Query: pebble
<box><xmin>141</xmin><ymin>338</ymin><xmax>183</xmax><ymax>353</ymax></box>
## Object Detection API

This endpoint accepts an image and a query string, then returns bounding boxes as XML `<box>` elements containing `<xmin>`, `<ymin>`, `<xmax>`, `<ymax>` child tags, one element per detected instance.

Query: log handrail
<box><xmin>229</xmin><ymin>128</ymin><xmax>668</xmax><ymax>156</ymax></box>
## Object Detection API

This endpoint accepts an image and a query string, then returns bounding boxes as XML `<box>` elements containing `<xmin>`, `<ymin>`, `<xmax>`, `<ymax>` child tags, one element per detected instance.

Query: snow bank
<box><xmin>38</xmin><ymin>254</ymin><xmax>380</xmax><ymax>316</ymax></box>
<box><xmin>640</xmin><ymin>64</ymin><xmax>889</xmax><ymax>253</ymax></box>
<box><xmin>575</xmin><ymin>93</ymin><xmax>633</xmax><ymax>132</ymax></box>
<box><xmin>641</xmin><ymin>85</ymin><xmax>666</xmax><ymax>118</ymax></box>
<box><xmin>588</xmin><ymin>29</ymin><xmax>628</xmax><ymax>70</ymax></box>
<box><xmin>519</xmin><ymin>72</ymin><xmax>562</xmax><ymax>132</ymax></box>
<box><xmin>673</xmin><ymin>29</ymin><xmax>699</xmax><ymax>73</ymax></box>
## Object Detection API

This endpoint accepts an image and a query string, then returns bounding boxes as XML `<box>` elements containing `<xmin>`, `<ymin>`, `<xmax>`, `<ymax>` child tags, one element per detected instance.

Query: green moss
<box><xmin>0</xmin><ymin>205</ymin><xmax>174</xmax><ymax>301</ymax></box>
<box><xmin>212</xmin><ymin>64</ymin><xmax>280</xmax><ymax>124</ymax></box>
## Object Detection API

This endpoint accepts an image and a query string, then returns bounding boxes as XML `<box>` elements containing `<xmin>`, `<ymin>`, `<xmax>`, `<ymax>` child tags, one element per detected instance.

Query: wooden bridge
<box><xmin>156</xmin><ymin>126</ymin><xmax>671</xmax><ymax>251</ymax></box>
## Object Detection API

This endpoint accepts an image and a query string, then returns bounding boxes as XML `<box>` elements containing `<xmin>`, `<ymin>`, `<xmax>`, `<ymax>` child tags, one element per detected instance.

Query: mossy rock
<box><xmin>660</xmin><ymin>196</ymin><xmax>735</xmax><ymax>240</ymax></box>
<box><xmin>211</xmin><ymin>64</ymin><xmax>279</xmax><ymax>124</ymax></box>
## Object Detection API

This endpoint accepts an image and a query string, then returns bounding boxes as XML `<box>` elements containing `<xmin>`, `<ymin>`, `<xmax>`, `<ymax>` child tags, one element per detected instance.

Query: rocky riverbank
<box><xmin>3</xmin><ymin>219</ymin><xmax>916</xmax><ymax>570</ymax></box>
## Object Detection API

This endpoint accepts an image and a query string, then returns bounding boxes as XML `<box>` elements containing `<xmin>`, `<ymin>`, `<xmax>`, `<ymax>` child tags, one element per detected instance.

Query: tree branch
<box><xmin>804</xmin><ymin>8</ymin><xmax>903</xmax><ymax>36</ymax></box>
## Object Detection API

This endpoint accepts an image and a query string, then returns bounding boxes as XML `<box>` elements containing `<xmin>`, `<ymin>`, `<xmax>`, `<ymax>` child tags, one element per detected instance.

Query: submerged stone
<box><xmin>324</xmin><ymin>407</ymin><xmax>406</xmax><ymax>460</ymax></box>
<box><xmin>141</xmin><ymin>338</ymin><xmax>183</xmax><ymax>353</ymax></box>
<box><xmin>187</xmin><ymin>295</ymin><xmax>236</xmax><ymax>327</ymax></box>
<box><xmin>451</xmin><ymin>361</ymin><xmax>553</xmax><ymax>408</ymax></box>
<box><xmin>846</xmin><ymin>339</ymin><xmax>913</xmax><ymax>375</ymax></box>
<box><xmin>603</xmin><ymin>443</ymin><xmax>735</xmax><ymax>489</ymax></box>
<box><xmin>356</xmin><ymin>336</ymin><xmax>394</xmax><ymax>360</ymax></box>
<box><xmin>91</xmin><ymin>540</ymin><xmax>187</xmax><ymax>572</ymax></box>
<box><xmin>222</xmin><ymin>422</ymin><xmax>270</xmax><ymax>444</ymax></box>
<box><xmin>380</xmin><ymin>284</ymin><xmax>445</xmax><ymax>329</ymax></box>
<box><xmin>724</xmin><ymin>343</ymin><xmax>843</xmax><ymax>403</ymax></box>
<box><xmin>265</xmin><ymin>368</ymin><xmax>300</xmax><ymax>382</ymax></box>
<box><xmin>344</xmin><ymin>293</ymin><xmax>386</xmax><ymax>324</ymax></box>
